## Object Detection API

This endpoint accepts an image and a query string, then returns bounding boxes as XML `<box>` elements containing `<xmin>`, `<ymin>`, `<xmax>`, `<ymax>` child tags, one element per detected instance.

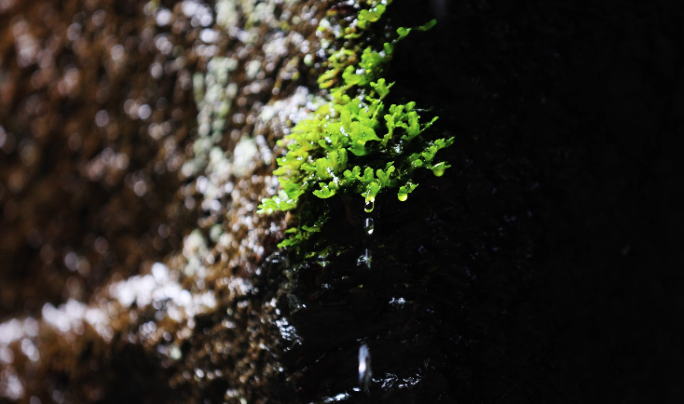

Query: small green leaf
<box><xmin>301</xmin><ymin>225</ymin><xmax>321</xmax><ymax>233</ymax></box>
<box><xmin>313</xmin><ymin>183</ymin><xmax>336</xmax><ymax>199</ymax></box>
<box><xmin>397</xmin><ymin>27</ymin><xmax>411</xmax><ymax>40</ymax></box>
<box><xmin>342</xmin><ymin>65</ymin><xmax>365</xmax><ymax>87</ymax></box>
<box><xmin>376</xmin><ymin>165</ymin><xmax>396</xmax><ymax>187</ymax></box>
<box><xmin>314</xmin><ymin>158</ymin><xmax>332</xmax><ymax>179</ymax></box>
<box><xmin>416</xmin><ymin>19</ymin><xmax>437</xmax><ymax>31</ymax></box>
<box><xmin>370</xmin><ymin>79</ymin><xmax>394</xmax><ymax>99</ymax></box>
<box><xmin>398</xmin><ymin>183</ymin><xmax>418</xmax><ymax>201</ymax></box>
<box><xmin>358</xmin><ymin>167</ymin><xmax>375</xmax><ymax>184</ymax></box>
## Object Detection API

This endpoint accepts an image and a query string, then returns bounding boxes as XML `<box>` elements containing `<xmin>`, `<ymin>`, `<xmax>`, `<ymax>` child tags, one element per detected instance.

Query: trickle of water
<box><xmin>358</xmin><ymin>344</ymin><xmax>372</xmax><ymax>393</ymax></box>
<box><xmin>364</xmin><ymin>200</ymin><xmax>374</xmax><ymax>213</ymax></box>
<box><xmin>357</xmin><ymin>249</ymin><xmax>372</xmax><ymax>269</ymax></box>
<box><xmin>364</xmin><ymin>218</ymin><xmax>374</xmax><ymax>235</ymax></box>
<box><xmin>322</xmin><ymin>392</ymin><xmax>350</xmax><ymax>402</ymax></box>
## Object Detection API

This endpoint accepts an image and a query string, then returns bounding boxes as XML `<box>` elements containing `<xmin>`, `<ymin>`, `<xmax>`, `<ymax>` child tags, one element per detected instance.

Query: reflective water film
<box><xmin>358</xmin><ymin>344</ymin><xmax>372</xmax><ymax>393</ymax></box>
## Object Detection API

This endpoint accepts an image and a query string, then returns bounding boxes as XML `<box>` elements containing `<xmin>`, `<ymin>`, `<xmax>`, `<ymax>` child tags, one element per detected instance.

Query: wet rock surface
<box><xmin>1</xmin><ymin>0</ymin><xmax>684</xmax><ymax>403</ymax></box>
<box><xmin>280</xmin><ymin>0</ymin><xmax>684</xmax><ymax>402</ymax></box>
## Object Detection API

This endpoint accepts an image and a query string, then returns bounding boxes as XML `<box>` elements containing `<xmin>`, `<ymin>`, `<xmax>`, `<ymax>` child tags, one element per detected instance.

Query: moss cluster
<box><xmin>259</xmin><ymin>2</ymin><xmax>453</xmax><ymax>249</ymax></box>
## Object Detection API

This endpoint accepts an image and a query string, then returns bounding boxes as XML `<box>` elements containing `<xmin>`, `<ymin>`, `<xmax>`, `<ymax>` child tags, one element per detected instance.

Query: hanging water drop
<box><xmin>364</xmin><ymin>218</ymin><xmax>374</xmax><ymax>235</ymax></box>
<box><xmin>431</xmin><ymin>162</ymin><xmax>447</xmax><ymax>177</ymax></box>
<box><xmin>364</xmin><ymin>200</ymin><xmax>374</xmax><ymax>213</ymax></box>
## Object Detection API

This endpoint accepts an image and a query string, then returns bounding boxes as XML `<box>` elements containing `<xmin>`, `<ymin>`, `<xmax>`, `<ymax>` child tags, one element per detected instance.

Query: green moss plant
<box><xmin>259</xmin><ymin>5</ymin><xmax>453</xmax><ymax>250</ymax></box>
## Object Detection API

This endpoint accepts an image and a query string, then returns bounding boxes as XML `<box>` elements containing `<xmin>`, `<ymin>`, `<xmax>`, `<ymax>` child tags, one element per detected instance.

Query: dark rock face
<box><xmin>1</xmin><ymin>0</ymin><xmax>683</xmax><ymax>403</ymax></box>
<box><xmin>281</xmin><ymin>0</ymin><xmax>684</xmax><ymax>403</ymax></box>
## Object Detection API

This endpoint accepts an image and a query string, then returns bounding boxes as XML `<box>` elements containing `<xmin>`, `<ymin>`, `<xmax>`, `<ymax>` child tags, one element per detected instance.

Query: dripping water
<box><xmin>358</xmin><ymin>343</ymin><xmax>372</xmax><ymax>393</ymax></box>
<box><xmin>364</xmin><ymin>218</ymin><xmax>374</xmax><ymax>235</ymax></box>
<box><xmin>357</xmin><ymin>249</ymin><xmax>372</xmax><ymax>269</ymax></box>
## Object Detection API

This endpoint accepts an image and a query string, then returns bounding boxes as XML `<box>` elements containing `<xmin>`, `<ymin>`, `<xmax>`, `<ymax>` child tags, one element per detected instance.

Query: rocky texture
<box><xmin>1</xmin><ymin>0</ymin><xmax>328</xmax><ymax>402</ymax></box>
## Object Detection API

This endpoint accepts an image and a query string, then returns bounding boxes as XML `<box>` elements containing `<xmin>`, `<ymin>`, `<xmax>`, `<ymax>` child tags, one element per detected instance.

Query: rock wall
<box><xmin>2</xmin><ymin>0</ymin><xmax>684</xmax><ymax>404</ymax></box>
<box><xmin>1</xmin><ymin>0</ymin><xmax>327</xmax><ymax>402</ymax></box>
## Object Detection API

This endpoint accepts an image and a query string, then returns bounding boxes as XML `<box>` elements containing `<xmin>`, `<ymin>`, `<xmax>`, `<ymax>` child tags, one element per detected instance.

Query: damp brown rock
<box><xmin>0</xmin><ymin>0</ymin><xmax>330</xmax><ymax>403</ymax></box>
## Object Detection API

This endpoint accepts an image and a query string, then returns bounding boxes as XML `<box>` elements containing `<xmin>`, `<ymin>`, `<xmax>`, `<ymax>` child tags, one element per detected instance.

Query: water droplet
<box><xmin>364</xmin><ymin>200</ymin><xmax>374</xmax><ymax>212</ymax></box>
<box><xmin>359</xmin><ymin>344</ymin><xmax>372</xmax><ymax>393</ymax></box>
<box><xmin>431</xmin><ymin>162</ymin><xmax>447</xmax><ymax>177</ymax></box>
<box><xmin>364</xmin><ymin>218</ymin><xmax>374</xmax><ymax>235</ymax></box>
<box><xmin>397</xmin><ymin>191</ymin><xmax>408</xmax><ymax>201</ymax></box>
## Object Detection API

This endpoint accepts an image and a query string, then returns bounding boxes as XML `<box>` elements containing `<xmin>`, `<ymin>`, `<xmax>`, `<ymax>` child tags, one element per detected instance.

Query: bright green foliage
<box><xmin>259</xmin><ymin>7</ymin><xmax>453</xmax><ymax>249</ymax></box>
<box><xmin>396</xmin><ymin>18</ymin><xmax>437</xmax><ymax>40</ymax></box>
<box><xmin>344</xmin><ymin>0</ymin><xmax>391</xmax><ymax>38</ymax></box>
<box><xmin>356</xmin><ymin>4</ymin><xmax>386</xmax><ymax>30</ymax></box>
